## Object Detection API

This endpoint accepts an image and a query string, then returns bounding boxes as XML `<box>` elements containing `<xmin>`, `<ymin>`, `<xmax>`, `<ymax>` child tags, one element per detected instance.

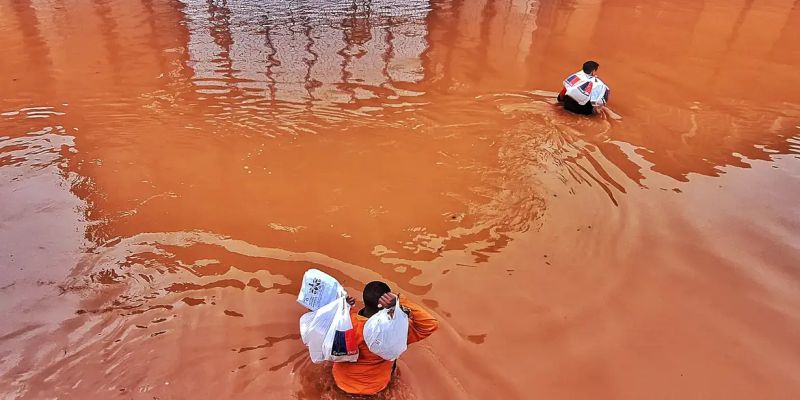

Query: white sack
<box><xmin>363</xmin><ymin>301</ymin><xmax>409</xmax><ymax>361</ymax></box>
<box><xmin>563</xmin><ymin>70</ymin><xmax>610</xmax><ymax>108</ymax></box>
<box><xmin>297</xmin><ymin>269</ymin><xmax>345</xmax><ymax>311</ymax></box>
<box><xmin>300</xmin><ymin>296</ymin><xmax>358</xmax><ymax>363</ymax></box>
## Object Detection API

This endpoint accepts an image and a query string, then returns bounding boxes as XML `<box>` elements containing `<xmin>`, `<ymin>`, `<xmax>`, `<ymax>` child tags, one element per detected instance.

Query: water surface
<box><xmin>1</xmin><ymin>0</ymin><xmax>799</xmax><ymax>398</ymax></box>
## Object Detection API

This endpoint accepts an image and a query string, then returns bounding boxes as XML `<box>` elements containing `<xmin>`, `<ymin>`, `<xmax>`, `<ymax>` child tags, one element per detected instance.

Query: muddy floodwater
<box><xmin>1</xmin><ymin>0</ymin><xmax>800</xmax><ymax>398</ymax></box>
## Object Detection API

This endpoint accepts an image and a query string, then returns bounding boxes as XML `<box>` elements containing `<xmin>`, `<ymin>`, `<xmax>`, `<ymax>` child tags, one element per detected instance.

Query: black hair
<box><xmin>363</xmin><ymin>281</ymin><xmax>391</xmax><ymax>310</ymax></box>
<box><xmin>582</xmin><ymin>60</ymin><xmax>599</xmax><ymax>74</ymax></box>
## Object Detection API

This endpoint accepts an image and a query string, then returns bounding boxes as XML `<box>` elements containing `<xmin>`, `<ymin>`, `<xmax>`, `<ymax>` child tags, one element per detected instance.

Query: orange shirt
<box><xmin>332</xmin><ymin>297</ymin><xmax>439</xmax><ymax>395</ymax></box>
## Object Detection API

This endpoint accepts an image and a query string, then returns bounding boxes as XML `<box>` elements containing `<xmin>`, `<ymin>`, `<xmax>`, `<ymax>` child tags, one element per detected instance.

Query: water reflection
<box><xmin>186</xmin><ymin>0</ymin><xmax>428</xmax><ymax>105</ymax></box>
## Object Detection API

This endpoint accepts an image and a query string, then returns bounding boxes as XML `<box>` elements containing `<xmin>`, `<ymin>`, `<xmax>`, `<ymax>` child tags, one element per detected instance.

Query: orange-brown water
<box><xmin>1</xmin><ymin>0</ymin><xmax>800</xmax><ymax>398</ymax></box>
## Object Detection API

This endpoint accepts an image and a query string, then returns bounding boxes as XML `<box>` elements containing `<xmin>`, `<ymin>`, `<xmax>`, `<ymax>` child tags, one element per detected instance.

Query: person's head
<box><xmin>363</xmin><ymin>281</ymin><xmax>391</xmax><ymax>312</ymax></box>
<box><xmin>582</xmin><ymin>60</ymin><xmax>599</xmax><ymax>76</ymax></box>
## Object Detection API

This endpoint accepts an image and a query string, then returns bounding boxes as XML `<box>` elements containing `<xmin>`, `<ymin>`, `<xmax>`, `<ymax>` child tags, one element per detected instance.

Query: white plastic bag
<box><xmin>297</xmin><ymin>269</ymin><xmax>345</xmax><ymax>311</ymax></box>
<box><xmin>322</xmin><ymin>297</ymin><xmax>359</xmax><ymax>362</ymax></box>
<box><xmin>589</xmin><ymin>79</ymin><xmax>610</xmax><ymax>109</ymax></box>
<box><xmin>562</xmin><ymin>71</ymin><xmax>609</xmax><ymax>108</ymax></box>
<box><xmin>363</xmin><ymin>301</ymin><xmax>409</xmax><ymax>361</ymax></box>
<box><xmin>299</xmin><ymin>311</ymin><xmax>315</xmax><ymax>345</ymax></box>
<box><xmin>300</xmin><ymin>296</ymin><xmax>359</xmax><ymax>363</ymax></box>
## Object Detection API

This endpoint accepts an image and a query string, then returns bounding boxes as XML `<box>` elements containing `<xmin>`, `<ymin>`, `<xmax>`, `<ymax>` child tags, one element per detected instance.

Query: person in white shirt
<box><xmin>557</xmin><ymin>60</ymin><xmax>609</xmax><ymax>115</ymax></box>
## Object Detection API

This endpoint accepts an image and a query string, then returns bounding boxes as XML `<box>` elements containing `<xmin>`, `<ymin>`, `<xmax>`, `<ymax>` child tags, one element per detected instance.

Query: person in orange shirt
<box><xmin>334</xmin><ymin>281</ymin><xmax>439</xmax><ymax>395</ymax></box>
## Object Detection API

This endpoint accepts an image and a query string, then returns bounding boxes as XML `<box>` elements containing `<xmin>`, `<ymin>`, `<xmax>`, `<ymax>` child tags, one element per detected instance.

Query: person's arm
<box><xmin>400</xmin><ymin>296</ymin><xmax>439</xmax><ymax>344</ymax></box>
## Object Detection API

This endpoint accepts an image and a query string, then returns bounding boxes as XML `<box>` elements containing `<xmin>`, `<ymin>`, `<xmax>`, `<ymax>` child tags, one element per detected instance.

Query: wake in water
<box><xmin>478</xmin><ymin>89</ymin><xmax>623</xmax><ymax>121</ymax></box>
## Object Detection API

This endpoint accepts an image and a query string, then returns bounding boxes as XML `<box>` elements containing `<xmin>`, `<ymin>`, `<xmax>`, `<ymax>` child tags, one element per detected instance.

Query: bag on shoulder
<box><xmin>297</xmin><ymin>269</ymin><xmax>358</xmax><ymax>363</ymax></box>
<box><xmin>563</xmin><ymin>70</ymin><xmax>610</xmax><ymax>108</ymax></box>
<box><xmin>299</xmin><ymin>289</ymin><xmax>359</xmax><ymax>363</ymax></box>
<box><xmin>297</xmin><ymin>269</ymin><xmax>345</xmax><ymax>311</ymax></box>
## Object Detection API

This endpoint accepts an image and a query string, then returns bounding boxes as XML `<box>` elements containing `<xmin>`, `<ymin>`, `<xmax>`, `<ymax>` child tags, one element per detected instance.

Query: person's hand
<box><xmin>346</xmin><ymin>295</ymin><xmax>356</xmax><ymax>306</ymax></box>
<box><xmin>377</xmin><ymin>292</ymin><xmax>398</xmax><ymax>309</ymax></box>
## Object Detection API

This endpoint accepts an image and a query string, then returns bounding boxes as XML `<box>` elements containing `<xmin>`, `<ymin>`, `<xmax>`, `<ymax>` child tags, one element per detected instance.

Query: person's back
<box><xmin>557</xmin><ymin>60</ymin><xmax>609</xmax><ymax>115</ymax></box>
<box><xmin>332</xmin><ymin>282</ymin><xmax>438</xmax><ymax>395</ymax></box>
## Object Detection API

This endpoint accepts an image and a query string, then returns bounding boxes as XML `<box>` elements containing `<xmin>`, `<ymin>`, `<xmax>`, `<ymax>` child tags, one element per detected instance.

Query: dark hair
<box><xmin>363</xmin><ymin>281</ymin><xmax>391</xmax><ymax>310</ymax></box>
<box><xmin>582</xmin><ymin>60</ymin><xmax>599</xmax><ymax>74</ymax></box>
